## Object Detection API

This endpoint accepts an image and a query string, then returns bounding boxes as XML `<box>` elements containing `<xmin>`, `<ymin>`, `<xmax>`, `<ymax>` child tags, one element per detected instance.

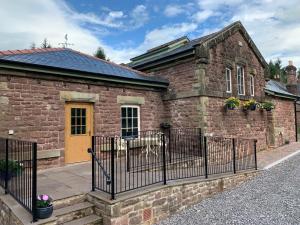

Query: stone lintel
<box><xmin>117</xmin><ymin>96</ymin><xmax>145</xmax><ymax>105</ymax></box>
<box><xmin>60</xmin><ymin>91</ymin><xmax>99</xmax><ymax>102</ymax></box>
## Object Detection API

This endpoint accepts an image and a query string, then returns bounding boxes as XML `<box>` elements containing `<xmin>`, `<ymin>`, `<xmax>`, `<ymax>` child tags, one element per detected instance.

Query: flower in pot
<box><xmin>261</xmin><ymin>102</ymin><xmax>275</xmax><ymax>111</ymax></box>
<box><xmin>0</xmin><ymin>160</ymin><xmax>23</xmax><ymax>181</ymax></box>
<box><xmin>36</xmin><ymin>195</ymin><xmax>53</xmax><ymax>219</ymax></box>
<box><xmin>225</xmin><ymin>97</ymin><xmax>240</xmax><ymax>110</ymax></box>
<box><xmin>243</xmin><ymin>99</ymin><xmax>257</xmax><ymax>111</ymax></box>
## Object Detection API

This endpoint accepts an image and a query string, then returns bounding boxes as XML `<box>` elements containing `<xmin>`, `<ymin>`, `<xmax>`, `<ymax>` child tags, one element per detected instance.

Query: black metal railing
<box><xmin>0</xmin><ymin>137</ymin><xmax>37</xmax><ymax>222</ymax></box>
<box><xmin>88</xmin><ymin>128</ymin><xmax>257</xmax><ymax>199</ymax></box>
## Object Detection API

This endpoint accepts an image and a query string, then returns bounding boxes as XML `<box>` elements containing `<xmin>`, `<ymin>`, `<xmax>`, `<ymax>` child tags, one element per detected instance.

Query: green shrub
<box><xmin>0</xmin><ymin>160</ymin><xmax>23</xmax><ymax>174</ymax></box>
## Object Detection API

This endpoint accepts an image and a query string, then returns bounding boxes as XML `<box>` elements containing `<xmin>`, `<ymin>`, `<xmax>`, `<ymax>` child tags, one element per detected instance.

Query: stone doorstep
<box><xmin>63</xmin><ymin>214</ymin><xmax>102</xmax><ymax>225</ymax></box>
<box><xmin>54</xmin><ymin>202</ymin><xmax>95</xmax><ymax>224</ymax></box>
<box><xmin>88</xmin><ymin>169</ymin><xmax>260</xmax><ymax>205</ymax></box>
<box><xmin>53</xmin><ymin>194</ymin><xmax>86</xmax><ymax>210</ymax></box>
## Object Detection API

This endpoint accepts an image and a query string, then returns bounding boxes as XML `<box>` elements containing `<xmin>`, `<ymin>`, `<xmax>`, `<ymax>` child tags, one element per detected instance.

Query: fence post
<box><xmin>91</xmin><ymin>136</ymin><xmax>95</xmax><ymax>192</ymax></box>
<box><xmin>32</xmin><ymin>143</ymin><xmax>37</xmax><ymax>222</ymax></box>
<box><xmin>232</xmin><ymin>138</ymin><xmax>236</xmax><ymax>174</ymax></box>
<box><xmin>254</xmin><ymin>139</ymin><xmax>258</xmax><ymax>170</ymax></box>
<box><xmin>110</xmin><ymin>137</ymin><xmax>115</xmax><ymax>200</ymax></box>
<box><xmin>203</xmin><ymin>136</ymin><xmax>208</xmax><ymax>179</ymax></box>
<box><xmin>199</xmin><ymin>128</ymin><xmax>202</xmax><ymax>157</ymax></box>
<box><xmin>126</xmin><ymin>140</ymin><xmax>130</xmax><ymax>172</ymax></box>
<box><xmin>4</xmin><ymin>139</ymin><xmax>8</xmax><ymax>194</ymax></box>
<box><xmin>168</xmin><ymin>128</ymin><xmax>172</xmax><ymax>163</ymax></box>
<box><xmin>162</xmin><ymin>133</ymin><xmax>167</xmax><ymax>185</ymax></box>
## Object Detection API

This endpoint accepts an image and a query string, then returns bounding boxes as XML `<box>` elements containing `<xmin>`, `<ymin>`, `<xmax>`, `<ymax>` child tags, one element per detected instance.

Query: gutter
<box><xmin>264</xmin><ymin>89</ymin><xmax>298</xmax><ymax>100</ymax></box>
<box><xmin>0</xmin><ymin>59</ymin><xmax>169</xmax><ymax>89</ymax></box>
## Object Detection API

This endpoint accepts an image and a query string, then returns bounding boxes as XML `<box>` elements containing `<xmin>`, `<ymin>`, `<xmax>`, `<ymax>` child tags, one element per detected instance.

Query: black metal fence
<box><xmin>0</xmin><ymin>137</ymin><xmax>37</xmax><ymax>222</ymax></box>
<box><xmin>88</xmin><ymin>128</ymin><xmax>257</xmax><ymax>199</ymax></box>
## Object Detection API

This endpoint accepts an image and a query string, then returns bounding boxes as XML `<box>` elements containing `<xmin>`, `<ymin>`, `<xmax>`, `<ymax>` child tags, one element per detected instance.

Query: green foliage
<box><xmin>268</xmin><ymin>59</ymin><xmax>287</xmax><ymax>83</ymax></box>
<box><xmin>261</xmin><ymin>101</ymin><xmax>275</xmax><ymax>111</ymax></box>
<box><xmin>94</xmin><ymin>47</ymin><xmax>107</xmax><ymax>60</ymax></box>
<box><xmin>0</xmin><ymin>160</ymin><xmax>23</xmax><ymax>174</ymax></box>
<box><xmin>225</xmin><ymin>97</ymin><xmax>240</xmax><ymax>109</ymax></box>
<box><xmin>37</xmin><ymin>195</ymin><xmax>52</xmax><ymax>208</ymax></box>
<box><xmin>243</xmin><ymin>99</ymin><xmax>257</xmax><ymax>110</ymax></box>
<box><xmin>41</xmin><ymin>38</ymin><xmax>52</xmax><ymax>48</ymax></box>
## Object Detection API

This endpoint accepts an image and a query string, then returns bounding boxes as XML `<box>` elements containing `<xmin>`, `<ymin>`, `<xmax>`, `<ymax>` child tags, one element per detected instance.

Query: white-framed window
<box><xmin>225</xmin><ymin>68</ymin><xmax>232</xmax><ymax>93</ymax></box>
<box><xmin>250</xmin><ymin>75</ymin><xmax>255</xmax><ymax>96</ymax></box>
<box><xmin>121</xmin><ymin>105</ymin><xmax>140</xmax><ymax>137</ymax></box>
<box><xmin>237</xmin><ymin>65</ymin><xmax>245</xmax><ymax>95</ymax></box>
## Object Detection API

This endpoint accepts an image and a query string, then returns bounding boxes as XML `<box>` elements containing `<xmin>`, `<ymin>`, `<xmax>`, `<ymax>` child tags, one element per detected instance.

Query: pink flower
<box><xmin>42</xmin><ymin>195</ymin><xmax>49</xmax><ymax>201</ymax></box>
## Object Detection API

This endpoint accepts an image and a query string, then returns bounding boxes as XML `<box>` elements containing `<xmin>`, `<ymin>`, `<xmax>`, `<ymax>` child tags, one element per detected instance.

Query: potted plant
<box><xmin>36</xmin><ymin>194</ymin><xmax>53</xmax><ymax>219</ymax></box>
<box><xmin>225</xmin><ymin>97</ymin><xmax>240</xmax><ymax>110</ymax></box>
<box><xmin>261</xmin><ymin>102</ymin><xmax>275</xmax><ymax>111</ymax></box>
<box><xmin>243</xmin><ymin>99</ymin><xmax>257</xmax><ymax>111</ymax></box>
<box><xmin>0</xmin><ymin>160</ymin><xmax>23</xmax><ymax>181</ymax></box>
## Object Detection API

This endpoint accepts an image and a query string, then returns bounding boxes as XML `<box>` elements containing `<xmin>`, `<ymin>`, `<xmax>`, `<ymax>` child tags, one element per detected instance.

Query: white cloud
<box><xmin>164</xmin><ymin>5</ymin><xmax>185</xmax><ymax>17</ymax></box>
<box><xmin>193</xmin><ymin>10</ymin><xmax>214</xmax><ymax>23</ymax></box>
<box><xmin>129</xmin><ymin>5</ymin><xmax>149</xmax><ymax>29</ymax></box>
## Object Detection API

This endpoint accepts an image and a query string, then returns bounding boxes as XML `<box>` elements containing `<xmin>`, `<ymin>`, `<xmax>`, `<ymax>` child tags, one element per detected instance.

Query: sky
<box><xmin>0</xmin><ymin>0</ymin><xmax>300</xmax><ymax>66</ymax></box>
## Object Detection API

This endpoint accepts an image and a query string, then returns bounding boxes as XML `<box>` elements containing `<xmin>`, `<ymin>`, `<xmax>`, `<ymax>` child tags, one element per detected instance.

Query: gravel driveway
<box><xmin>158</xmin><ymin>153</ymin><xmax>300</xmax><ymax>225</ymax></box>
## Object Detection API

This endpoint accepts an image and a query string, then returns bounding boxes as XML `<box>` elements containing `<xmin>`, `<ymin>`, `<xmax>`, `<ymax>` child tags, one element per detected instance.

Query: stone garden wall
<box><xmin>87</xmin><ymin>170</ymin><xmax>259</xmax><ymax>225</ymax></box>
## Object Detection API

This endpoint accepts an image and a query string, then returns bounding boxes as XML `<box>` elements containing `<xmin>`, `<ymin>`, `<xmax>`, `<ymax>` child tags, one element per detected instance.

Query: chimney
<box><xmin>286</xmin><ymin>60</ymin><xmax>298</xmax><ymax>95</ymax></box>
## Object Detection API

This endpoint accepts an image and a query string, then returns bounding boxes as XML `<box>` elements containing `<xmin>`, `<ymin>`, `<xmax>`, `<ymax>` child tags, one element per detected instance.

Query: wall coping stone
<box><xmin>117</xmin><ymin>96</ymin><xmax>145</xmax><ymax>105</ymax></box>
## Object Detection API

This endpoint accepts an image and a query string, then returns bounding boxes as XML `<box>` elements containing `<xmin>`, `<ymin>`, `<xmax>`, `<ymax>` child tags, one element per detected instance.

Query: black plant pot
<box><xmin>250</xmin><ymin>105</ymin><xmax>256</xmax><ymax>111</ymax></box>
<box><xmin>0</xmin><ymin>171</ymin><xmax>14</xmax><ymax>181</ymax></box>
<box><xmin>266</xmin><ymin>108</ymin><xmax>272</xmax><ymax>112</ymax></box>
<box><xmin>36</xmin><ymin>205</ymin><xmax>53</xmax><ymax>219</ymax></box>
<box><xmin>227</xmin><ymin>105</ymin><xmax>235</xmax><ymax>110</ymax></box>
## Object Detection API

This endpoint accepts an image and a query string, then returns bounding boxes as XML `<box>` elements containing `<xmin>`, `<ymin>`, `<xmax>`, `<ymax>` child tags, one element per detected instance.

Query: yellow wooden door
<box><xmin>65</xmin><ymin>102</ymin><xmax>93</xmax><ymax>164</ymax></box>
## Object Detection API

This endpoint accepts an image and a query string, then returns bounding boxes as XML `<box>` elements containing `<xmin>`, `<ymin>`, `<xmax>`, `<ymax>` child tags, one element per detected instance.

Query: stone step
<box><xmin>53</xmin><ymin>194</ymin><xmax>86</xmax><ymax>210</ymax></box>
<box><xmin>54</xmin><ymin>202</ymin><xmax>94</xmax><ymax>224</ymax></box>
<box><xmin>63</xmin><ymin>214</ymin><xmax>102</xmax><ymax>225</ymax></box>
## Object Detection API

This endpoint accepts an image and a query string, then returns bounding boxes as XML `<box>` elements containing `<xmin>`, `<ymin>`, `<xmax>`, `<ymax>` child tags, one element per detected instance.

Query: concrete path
<box><xmin>157</xmin><ymin>151</ymin><xmax>300</xmax><ymax>225</ymax></box>
<box><xmin>37</xmin><ymin>162</ymin><xmax>92</xmax><ymax>200</ymax></box>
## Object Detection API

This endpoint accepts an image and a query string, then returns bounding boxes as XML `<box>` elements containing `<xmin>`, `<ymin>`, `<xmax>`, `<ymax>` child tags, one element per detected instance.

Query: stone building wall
<box><xmin>0</xmin><ymin>71</ymin><xmax>166</xmax><ymax>167</ymax></box>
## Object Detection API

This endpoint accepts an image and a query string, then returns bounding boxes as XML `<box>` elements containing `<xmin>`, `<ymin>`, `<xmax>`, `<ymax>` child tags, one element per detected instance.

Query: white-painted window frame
<box><xmin>120</xmin><ymin>105</ymin><xmax>140</xmax><ymax>137</ymax></box>
<box><xmin>225</xmin><ymin>68</ymin><xmax>232</xmax><ymax>93</ymax></box>
<box><xmin>237</xmin><ymin>65</ymin><xmax>245</xmax><ymax>95</ymax></box>
<box><xmin>250</xmin><ymin>75</ymin><xmax>255</xmax><ymax>96</ymax></box>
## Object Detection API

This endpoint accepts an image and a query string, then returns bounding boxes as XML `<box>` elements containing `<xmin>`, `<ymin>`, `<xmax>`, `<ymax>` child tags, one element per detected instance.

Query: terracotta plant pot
<box><xmin>36</xmin><ymin>205</ymin><xmax>53</xmax><ymax>219</ymax></box>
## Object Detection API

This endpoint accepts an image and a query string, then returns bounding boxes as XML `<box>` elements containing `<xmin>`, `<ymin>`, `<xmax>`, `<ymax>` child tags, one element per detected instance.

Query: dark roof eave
<box><xmin>264</xmin><ymin>88</ymin><xmax>299</xmax><ymax>100</ymax></box>
<box><xmin>131</xmin><ymin>49</ymin><xmax>195</xmax><ymax>70</ymax></box>
<box><xmin>0</xmin><ymin>59</ymin><xmax>169</xmax><ymax>88</ymax></box>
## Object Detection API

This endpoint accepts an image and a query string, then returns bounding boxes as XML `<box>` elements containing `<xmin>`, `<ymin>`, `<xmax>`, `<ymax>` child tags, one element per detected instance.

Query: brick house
<box><xmin>0</xmin><ymin>21</ymin><xmax>298</xmax><ymax>168</ymax></box>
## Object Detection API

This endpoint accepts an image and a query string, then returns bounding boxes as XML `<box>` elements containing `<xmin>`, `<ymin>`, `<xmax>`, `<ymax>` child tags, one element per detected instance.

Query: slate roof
<box><xmin>0</xmin><ymin>48</ymin><xmax>168</xmax><ymax>86</ymax></box>
<box><xmin>129</xmin><ymin>21</ymin><xmax>267</xmax><ymax>70</ymax></box>
<box><xmin>265</xmin><ymin>80</ymin><xmax>298</xmax><ymax>98</ymax></box>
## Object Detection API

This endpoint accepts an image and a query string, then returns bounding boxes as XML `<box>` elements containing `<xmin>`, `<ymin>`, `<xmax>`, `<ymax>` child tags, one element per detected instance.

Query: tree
<box><xmin>94</xmin><ymin>47</ymin><xmax>107</xmax><ymax>60</ymax></box>
<box><xmin>41</xmin><ymin>38</ymin><xmax>52</xmax><ymax>48</ymax></box>
<box><xmin>30</xmin><ymin>42</ymin><xmax>36</xmax><ymax>49</ymax></box>
<box><xmin>268</xmin><ymin>59</ymin><xmax>287</xmax><ymax>83</ymax></box>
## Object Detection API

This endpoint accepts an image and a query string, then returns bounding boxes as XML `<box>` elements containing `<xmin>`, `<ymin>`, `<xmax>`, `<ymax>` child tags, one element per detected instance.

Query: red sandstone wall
<box><xmin>0</xmin><ymin>73</ymin><xmax>165</xmax><ymax>166</ymax></box>
<box><xmin>206</xmin><ymin>31</ymin><xmax>266</xmax><ymax>99</ymax></box>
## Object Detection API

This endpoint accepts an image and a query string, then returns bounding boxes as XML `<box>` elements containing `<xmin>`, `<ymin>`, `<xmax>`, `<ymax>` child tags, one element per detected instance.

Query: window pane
<box><xmin>122</xmin><ymin>119</ymin><xmax>127</xmax><ymax>128</ymax></box>
<box><xmin>82</xmin><ymin>126</ymin><xmax>86</xmax><ymax>134</ymax></box>
<box><xmin>76</xmin><ymin>117</ymin><xmax>81</xmax><ymax>126</ymax></box>
<box><xmin>82</xmin><ymin>117</ymin><xmax>86</xmax><ymax>125</ymax></box>
<box><xmin>128</xmin><ymin>108</ymin><xmax>132</xmax><ymax>117</ymax></box>
<box><xmin>133</xmin><ymin>108</ymin><xmax>137</xmax><ymax>117</ymax></box>
<box><xmin>121</xmin><ymin>108</ymin><xmax>126</xmax><ymax>117</ymax></box>
<box><xmin>71</xmin><ymin>117</ymin><xmax>75</xmax><ymax>126</ymax></box>
<box><xmin>82</xmin><ymin>109</ymin><xmax>86</xmax><ymax>117</ymax></box>
<box><xmin>71</xmin><ymin>126</ymin><xmax>76</xmax><ymax>135</ymax></box>
<box><xmin>122</xmin><ymin>129</ymin><xmax>127</xmax><ymax>137</ymax></box>
<box><xmin>133</xmin><ymin>118</ymin><xmax>138</xmax><ymax>127</ymax></box>
<box><xmin>128</xmin><ymin>118</ymin><xmax>132</xmax><ymax>128</ymax></box>
<box><xmin>76</xmin><ymin>126</ymin><xmax>81</xmax><ymax>134</ymax></box>
<box><xmin>71</xmin><ymin>108</ymin><xmax>76</xmax><ymax>117</ymax></box>
<box><xmin>133</xmin><ymin>128</ymin><xmax>138</xmax><ymax>137</ymax></box>
<box><xmin>126</xmin><ymin>129</ymin><xmax>132</xmax><ymax>137</ymax></box>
